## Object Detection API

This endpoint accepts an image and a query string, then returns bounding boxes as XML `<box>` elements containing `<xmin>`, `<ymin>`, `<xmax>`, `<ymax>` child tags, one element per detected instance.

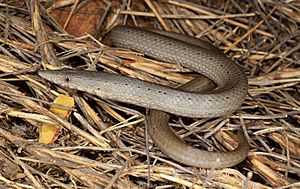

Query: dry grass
<box><xmin>0</xmin><ymin>0</ymin><xmax>299</xmax><ymax>188</ymax></box>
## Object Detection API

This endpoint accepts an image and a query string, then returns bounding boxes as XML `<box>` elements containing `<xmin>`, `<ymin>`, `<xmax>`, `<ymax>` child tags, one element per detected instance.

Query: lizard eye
<box><xmin>65</xmin><ymin>76</ymin><xmax>70</xmax><ymax>82</ymax></box>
